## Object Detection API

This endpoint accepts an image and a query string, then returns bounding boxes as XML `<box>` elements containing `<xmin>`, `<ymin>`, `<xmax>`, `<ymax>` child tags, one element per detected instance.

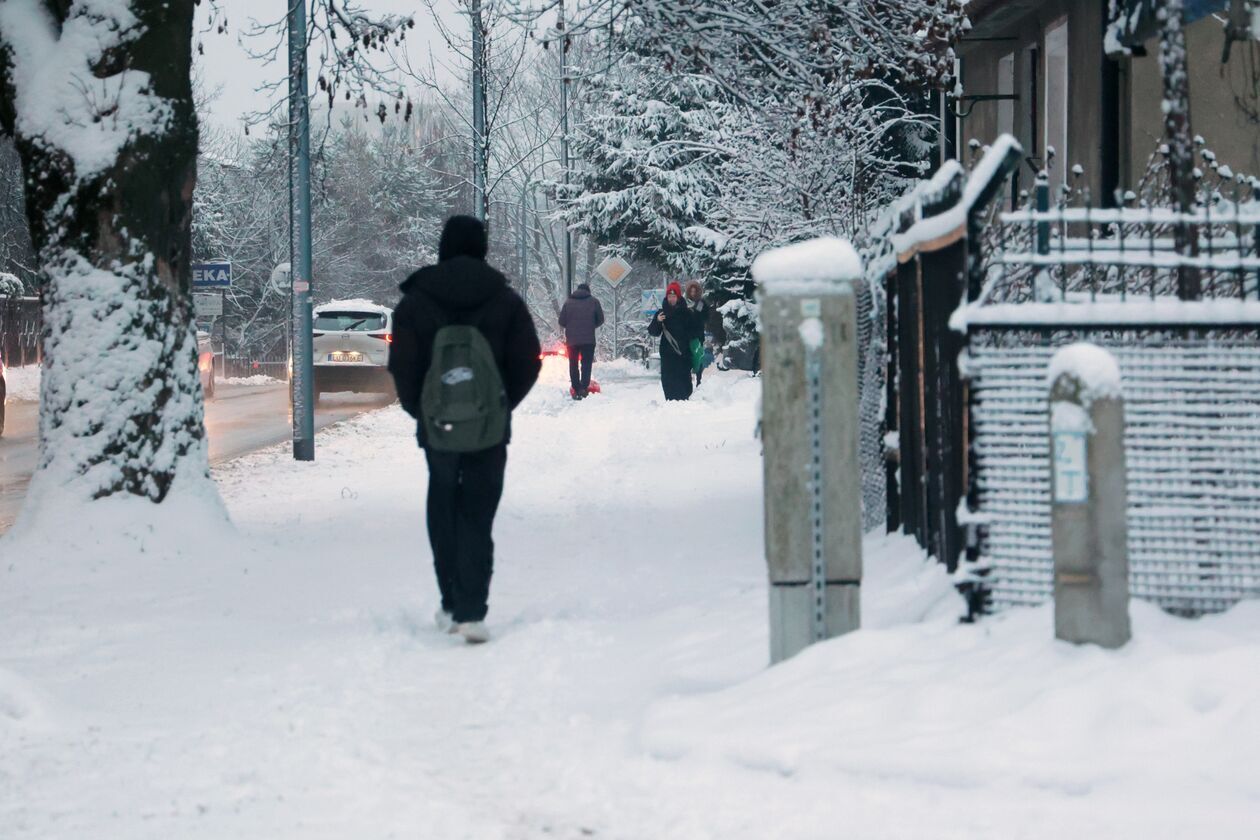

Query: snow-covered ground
<box><xmin>1</xmin><ymin>358</ymin><xmax>1258</xmax><ymax>838</ymax></box>
<box><xmin>219</xmin><ymin>374</ymin><xmax>285</xmax><ymax>387</ymax></box>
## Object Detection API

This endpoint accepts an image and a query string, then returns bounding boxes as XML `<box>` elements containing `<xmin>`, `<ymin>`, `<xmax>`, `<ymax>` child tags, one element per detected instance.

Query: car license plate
<box><xmin>327</xmin><ymin>351</ymin><xmax>364</xmax><ymax>363</ymax></box>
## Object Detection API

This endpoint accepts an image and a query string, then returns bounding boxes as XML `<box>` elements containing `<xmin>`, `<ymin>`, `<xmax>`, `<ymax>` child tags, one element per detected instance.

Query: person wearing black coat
<box><xmin>648</xmin><ymin>282</ymin><xmax>693</xmax><ymax>401</ymax></box>
<box><xmin>388</xmin><ymin>215</ymin><xmax>542</xmax><ymax>644</ymax></box>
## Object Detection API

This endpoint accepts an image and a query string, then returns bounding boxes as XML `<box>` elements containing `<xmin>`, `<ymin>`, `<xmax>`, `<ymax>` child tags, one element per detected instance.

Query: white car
<box><xmin>312</xmin><ymin>299</ymin><xmax>396</xmax><ymax>401</ymax></box>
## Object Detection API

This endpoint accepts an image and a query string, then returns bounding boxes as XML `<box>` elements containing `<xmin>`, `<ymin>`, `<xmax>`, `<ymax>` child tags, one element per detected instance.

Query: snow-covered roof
<box><xmin>314</xmin><ymin>298</ymin><xmax>392</xmax><ymax>315</ymax></box>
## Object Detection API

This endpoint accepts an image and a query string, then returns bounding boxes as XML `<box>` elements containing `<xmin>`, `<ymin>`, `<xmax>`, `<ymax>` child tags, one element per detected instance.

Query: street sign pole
<box><xmin>288</xmin><ymin>0</ymin><xmax>315</xmax><ymax>462</ymax></box>
<box><xmin>595</xmin><ymin>256</ymin><xmax>632</xmax><ymax>361</ymax></box>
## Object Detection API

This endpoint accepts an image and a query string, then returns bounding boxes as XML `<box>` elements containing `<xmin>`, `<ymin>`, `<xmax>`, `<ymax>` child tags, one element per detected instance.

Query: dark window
<box><xmin>314</xmin><ymin>311</ymin><xmax>387</xmax><ymax>332</ymax></box>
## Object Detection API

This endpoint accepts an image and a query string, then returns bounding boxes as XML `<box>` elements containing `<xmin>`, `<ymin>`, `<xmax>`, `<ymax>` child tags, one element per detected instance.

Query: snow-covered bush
<box><xmin>0</xmin><ymin>271</ymin><xmax>21</xmax><ymax>298</ymax></box>
<box><xmin>718</xmin><ymin>298</ymin><xmax>759</xmax><ymax>371</ymax></box>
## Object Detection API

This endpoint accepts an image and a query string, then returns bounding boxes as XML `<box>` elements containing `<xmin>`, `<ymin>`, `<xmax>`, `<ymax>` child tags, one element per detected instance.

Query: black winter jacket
<box><xmin>389</xmin><ymin>256</ymin><xmax>542</xmax><ymax>446</ymax></box>
<box><xmin>648</xmin><ymin>299</ymin><xmax>693</xmax><ymax>358</ymax></box>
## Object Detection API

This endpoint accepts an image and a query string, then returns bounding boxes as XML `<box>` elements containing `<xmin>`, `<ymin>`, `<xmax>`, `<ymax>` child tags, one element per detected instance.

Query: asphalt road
<box><xmin>0</xmin><ymin>383</ymin><xmax>393</xmax><ymax>534</ymax></box>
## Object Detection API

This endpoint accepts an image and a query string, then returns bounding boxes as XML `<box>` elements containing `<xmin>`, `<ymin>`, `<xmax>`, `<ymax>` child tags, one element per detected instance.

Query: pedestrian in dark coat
<box><xmin>388</xmin><ymin>215</ymin><xmax>542</xmax><ymax>644</ymax></box>
<box><xmin>557</xmin><ymin>282</ymin><xmax>604</xmax><ymax>399</ymax></box>
<box><xmin>648</xmin><ymin>282</ymin><xmax>693</xmax><ymax>401</ymax></box>
<box><xmin>684</xmin><ymin>280</ymin><xmax>711</xmax><ymax>387</ymax></box>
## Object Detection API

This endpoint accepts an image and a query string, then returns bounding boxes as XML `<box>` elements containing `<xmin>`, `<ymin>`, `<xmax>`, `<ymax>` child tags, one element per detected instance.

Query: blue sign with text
<box><xmin>192</xmin><ymin>261</ymin><xmax>232</xmax><ymax>288</ymax></box>
<box><xmin>641</xmin><ymin>289</ymin><xmax>664</xmax><ymax>318</ymax></box>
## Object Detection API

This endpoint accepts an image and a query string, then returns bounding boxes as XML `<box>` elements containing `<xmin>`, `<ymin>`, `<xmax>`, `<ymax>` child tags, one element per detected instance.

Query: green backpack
<box><xmin>419</xmin><ymin>306</ymin><xmax>508</xmax><ymax>453</ymax></box>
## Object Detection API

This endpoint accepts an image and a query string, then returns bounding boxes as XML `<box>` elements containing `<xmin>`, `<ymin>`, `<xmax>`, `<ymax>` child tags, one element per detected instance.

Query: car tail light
<box><xmin>369</xmin><ymin>334</ymin><xmax>393</xmax><ymax>343</ymax></box>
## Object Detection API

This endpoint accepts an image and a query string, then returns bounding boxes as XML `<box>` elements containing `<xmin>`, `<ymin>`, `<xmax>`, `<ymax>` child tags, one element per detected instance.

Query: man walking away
<box><xmin>558</xmin><ymin>282</ymin><xmax>604</xmax><ymax>399</ymax></box>
<box><xmin>389</xmin><ymin>215</ymin><xmax>542</xmax><ymax>644</ymax></box>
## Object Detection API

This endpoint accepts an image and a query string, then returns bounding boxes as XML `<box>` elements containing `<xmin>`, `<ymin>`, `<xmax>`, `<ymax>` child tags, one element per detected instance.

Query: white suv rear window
<box><xmin>314</xmin><ymin>312</ymin><xmax>387</xmax><ymax>332</ymax></box>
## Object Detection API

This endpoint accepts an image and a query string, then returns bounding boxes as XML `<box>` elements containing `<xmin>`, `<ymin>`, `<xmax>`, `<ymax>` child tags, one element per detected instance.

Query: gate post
<box><xmin>753</xmin><ymin>238</ymin><xmax>863</xmax><ymax>664</ymax></box>
<box><xmin>1048</xmin><ymin>343</ymin><xmax>1130</xmax><ymax>649</ymax></box>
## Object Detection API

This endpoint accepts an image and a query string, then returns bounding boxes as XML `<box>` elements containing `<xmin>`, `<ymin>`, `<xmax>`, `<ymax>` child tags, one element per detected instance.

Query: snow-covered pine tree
<box><xmin>0</xmin><ymin>0</ymin><xmax>205</xmax><ymax>503</ymax></box>
<box><xmin>567</xmin><ymin>65</ymin><xmax>729</xmax><ymax>277</ymax></box>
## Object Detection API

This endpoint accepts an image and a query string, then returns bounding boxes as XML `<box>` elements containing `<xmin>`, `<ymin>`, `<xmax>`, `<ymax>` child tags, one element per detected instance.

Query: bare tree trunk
<box><xmin>0</xmin><ymin>0</ymin><xmax>206</xmax><ymax>503</ymax></box>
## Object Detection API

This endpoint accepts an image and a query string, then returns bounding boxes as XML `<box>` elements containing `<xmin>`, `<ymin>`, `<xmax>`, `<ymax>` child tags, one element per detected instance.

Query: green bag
<box><xmin>689</xmin><ymin>337</ymin><xmax>705</xmax><ymax>373</ymax></box>
<box><xmin>420</xmin><ymin>318</ymin><xmax>507</xmax><ymax>453</ymax></box>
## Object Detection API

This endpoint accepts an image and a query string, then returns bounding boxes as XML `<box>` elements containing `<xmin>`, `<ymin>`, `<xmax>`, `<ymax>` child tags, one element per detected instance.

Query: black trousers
<box><xmin>424</xmin><ymin>444</ymin><xmax>508</xmax><ymax>623</ymax></box>
<box><xmin>567</xmin><ymin>343</ymin><xmax>595</xmax><ymax>390</ymax></box>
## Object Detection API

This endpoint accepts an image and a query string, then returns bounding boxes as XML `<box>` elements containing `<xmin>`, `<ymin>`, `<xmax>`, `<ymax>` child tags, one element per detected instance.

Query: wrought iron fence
<box><xmin>952</xmin><ymin>145</ymin><xmax>1260</xmax><ymax>618</ymax></box>
<box><xmin>884</xmin><ymin>135</ymin><xmax>1260</xmax><ymax>618</ymax></box>
<box><xmin>0</xmin><ymin>296</ymin><xmax>39</xmax><ymax>367</ymax></box>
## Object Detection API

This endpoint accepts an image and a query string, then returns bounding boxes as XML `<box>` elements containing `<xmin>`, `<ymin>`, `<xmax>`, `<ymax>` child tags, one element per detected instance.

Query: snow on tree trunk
<box><xmin>1157</xmin><ymin>0</ymin><xmax>1203</xmax><ymax>300</ymax></box>
<box><xmin>0</xmin><ymin>0</ymin><xmax>207</xmax><ymax>503</ymax></box>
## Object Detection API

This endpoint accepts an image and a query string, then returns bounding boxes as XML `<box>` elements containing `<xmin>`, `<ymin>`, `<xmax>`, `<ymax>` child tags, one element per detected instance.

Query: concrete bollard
<box><xmin>752</xmin><ymin>238</ymin><xmax>864</xmax><ymax>664</ymax></box>
<box><xmin>1048</xmin><ymin>343</ymin><xmax>1130</xmax><ymax>649</ymax></box>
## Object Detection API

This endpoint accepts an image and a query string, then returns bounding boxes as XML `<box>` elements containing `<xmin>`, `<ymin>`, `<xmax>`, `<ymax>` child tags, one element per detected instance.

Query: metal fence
<box><xmin>886</xmin><ymin>135</ymin><xmax>1260</xmax><ymax>618</ymax></box>
<box><xmin>955</xmin><ymin>150</ymin><xmax>1260</xmax><ymax>617</ymax></box>
<box><xmin>224</xmin><ymin>352</ymin><xmax>289</xmax><ymax>381</ymax></box>
<box><xmin>854</xmin><ymin>276</ymin><xmax>887</xmax><ymax>532</ymax></box>
<box><xmin>0</xmin><ymin>296</ymin><xmax>39</xmax><ymax>367</ymax></box>
<box><xmin>968</xmin><ymin>331</ymin><xmax>1260</xmax><ymax>616</ymax></box>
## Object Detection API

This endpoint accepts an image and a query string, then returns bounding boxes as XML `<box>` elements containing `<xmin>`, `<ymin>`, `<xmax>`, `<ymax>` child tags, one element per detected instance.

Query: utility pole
<box><xmin>471</xmin><ymin>0</ymin><xmax>487</xmax><ymax>222</ymax></box>
<box><xmin>558</xmin><ymin>0</ymin><xmax>574</xmax><ymax>295</ymax></box>
<box><xmin>288</xmin><ymin>0</ymin><xmax>315</xmax><ymax>461</ymax></box>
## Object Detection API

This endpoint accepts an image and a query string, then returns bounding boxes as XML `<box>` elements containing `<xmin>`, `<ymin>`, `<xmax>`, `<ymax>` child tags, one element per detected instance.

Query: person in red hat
<box><xmin>648</xmin><ymin>282</ymin><xmax>694</xmax><ymax>401</ymax></box>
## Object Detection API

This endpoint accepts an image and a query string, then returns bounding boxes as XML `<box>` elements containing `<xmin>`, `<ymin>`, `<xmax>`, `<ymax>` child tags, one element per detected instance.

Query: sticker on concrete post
<box><xmin>1051</xmin><ymin>400</ymin><xmax>1090</xmax><ymax>504</ymax></box>
<box><xmin>1052</xmin><ymin>430</ymin><xmax>1088</xmax><ymax>503</ymax></box>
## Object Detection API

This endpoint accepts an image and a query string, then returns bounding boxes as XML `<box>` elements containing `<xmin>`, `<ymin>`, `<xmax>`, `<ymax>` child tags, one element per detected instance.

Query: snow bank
<box><xmin>219</xmin><ymin>374</ymin><xmax>283</xmax><ymax>388</ymax></box>
<box><xmin>751</xmin><ymin>237</ymin><xmax>862</xmax><ymax>292</ymax></box>
<box><xmin>2</xmin><ymin>364</ymin><xmax>40</xmax><ymax>402</ymax></box>
<box><xmin>643</xmin><ymin>598</ymin><xmax>1260</xmax><ymax>826</ymax></box>
<box><xmin>1048</xmin><ymin>342</ymin><xmax>1122</xmax><ymax>401</ymax></box>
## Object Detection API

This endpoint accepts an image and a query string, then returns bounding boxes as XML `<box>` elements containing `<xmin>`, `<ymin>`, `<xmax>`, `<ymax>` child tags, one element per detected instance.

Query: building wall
<box><xmin>1125</xmin><ymin>16</ymin><xmax>1260</xmax><ymax>185</ymax></box>
<box><xmin>959</xmin><ymin>0</ymin><xmax>1110</xmax><ymax>201</ymax></box>
<box><xmin>959</xmin><ymin>2</ymin><xmax>1260</xmax><ymax>201</ymax></box>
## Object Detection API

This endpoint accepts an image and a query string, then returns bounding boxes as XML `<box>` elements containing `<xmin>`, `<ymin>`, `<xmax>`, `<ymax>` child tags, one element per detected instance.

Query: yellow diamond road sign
<box><xmin>596</xmin><ymin>256</ymin><xmax>633</xmax><ymax>286</ymax></box>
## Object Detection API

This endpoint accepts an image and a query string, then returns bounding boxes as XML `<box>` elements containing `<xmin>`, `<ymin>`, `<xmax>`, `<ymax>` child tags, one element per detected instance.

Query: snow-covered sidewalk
<box><xmin>1</xmin><ymin>358</ymin><xmax>1258</xmax><ymax>838</ymax></box>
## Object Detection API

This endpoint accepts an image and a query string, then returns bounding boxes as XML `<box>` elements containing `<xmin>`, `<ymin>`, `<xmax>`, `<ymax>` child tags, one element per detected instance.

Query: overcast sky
<box><xmin>194</xmin><ymin>0</ymin><xmax>463</xmax><ymax>133</ymax></box>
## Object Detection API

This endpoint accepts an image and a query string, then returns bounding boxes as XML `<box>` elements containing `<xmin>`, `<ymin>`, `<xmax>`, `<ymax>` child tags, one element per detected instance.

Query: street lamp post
<box><xmin>288</xmin><ymin>0</ymin><xmax>315</xmax><ymax>462</ymax></box>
